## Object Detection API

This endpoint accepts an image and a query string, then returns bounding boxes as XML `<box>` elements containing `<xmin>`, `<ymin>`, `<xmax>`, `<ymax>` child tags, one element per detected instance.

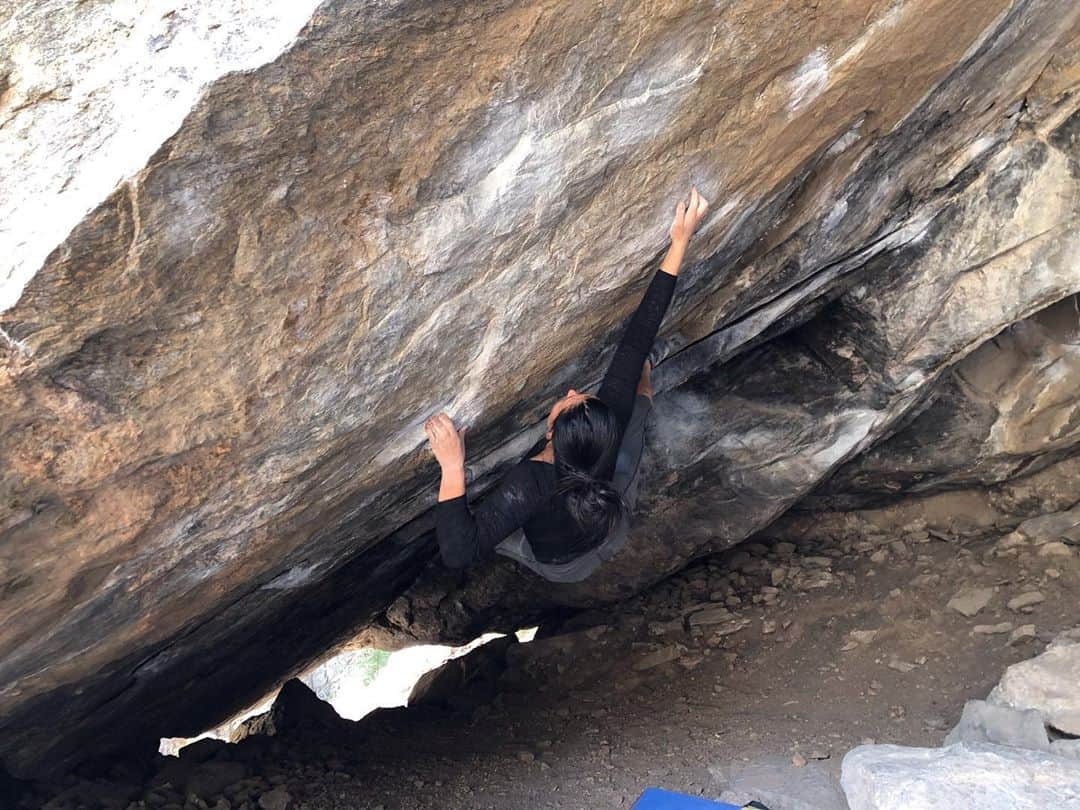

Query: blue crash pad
<box><xmin>632</xmin><ymin>787</ymin><xmax>742</xmax><ymax>809</ymax></box>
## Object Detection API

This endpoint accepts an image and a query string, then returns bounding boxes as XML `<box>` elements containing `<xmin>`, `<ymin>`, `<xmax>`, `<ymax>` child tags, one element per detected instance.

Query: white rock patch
<box><xmin>0</xmin><ymin>0</ymin><xmax>322</xmax><ymax>313</ymax></box>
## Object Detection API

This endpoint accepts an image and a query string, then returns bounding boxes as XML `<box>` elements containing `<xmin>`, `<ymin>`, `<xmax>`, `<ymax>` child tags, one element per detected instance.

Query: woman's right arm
<box><xmin>425</xmin><ymin>411</ymin><xmax>540</xmax><ymax>568</ymax></box>
<box><xmin>434</xmin><ymin>463</ymin><xmax>540</xmax><ymax>568</ymax></box>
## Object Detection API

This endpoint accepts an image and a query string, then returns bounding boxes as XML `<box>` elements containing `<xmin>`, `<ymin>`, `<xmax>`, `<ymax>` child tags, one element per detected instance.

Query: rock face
<box><xmin>1</xmin><ymin>0</ymin><xmax>1078</xmax><ymax>779</ymax></box>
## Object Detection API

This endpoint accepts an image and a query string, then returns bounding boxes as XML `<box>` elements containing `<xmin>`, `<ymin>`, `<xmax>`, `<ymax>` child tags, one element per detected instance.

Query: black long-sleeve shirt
<box><xmin>436</xmin><ymin>267</ymin><xmax>677</xmax><ymax>566</ymax></box>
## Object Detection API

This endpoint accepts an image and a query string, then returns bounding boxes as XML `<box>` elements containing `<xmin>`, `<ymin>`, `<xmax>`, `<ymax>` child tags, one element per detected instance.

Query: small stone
<box><xmin>792</xmin><ymin>753</ymin><xmax>807</xmax><ymax>767</ymax></box>
<box><xmin>947</xmin><ymin>586</ymin><xmax>995</xmax><ymax>617</ymax></box>
<box><xmin>688</xmin><ymin>606</ymin><xmax>734</xmax><ymax>627</ymax></box>
<box><xmin>708</xmin><ymin>618</ymin><xmax>752</xmax><ymax>644</ymax></box>
<box><xmin>648</xmin><ymin>619</ymin><xmax>685</xmax><ymax>636</ymax></box>
<box><xmin>257</xmin><ymin>787</ymin><xmax>290</xmax><ymax>810</ymax></box>
<box><xmin>762</xmin><ymin>620</ymin><xmax>777</xmax><ymax>635</ymax></box>
<box><xmin>770</xmin><ymin>567</ymin><xmax>788</xmax><ymax>586</ymax></box>
<box><xmin>679</xmin><ymin>654</ymin><xmax>704</xmax><ymax>670</ymax></box>
<box><xmin>633</xmin><ymin>645</ymin><xmax>682</xmax><ymax>671</ymax></box>
<box><xmin>923</xmin><ymin>715</ymin><xmax>949</xmax><ymax>731</ymax></box>
<box><xmin>517</xmin><ymin>751</ymin><xmax>535</xmax><ymax>763</ymax></box>
<box><xmin>803</xmin><ymin>571</ymin><xmax>836</xmax><ymax>589</ymax></box>
<box><xmin>888</xmin><ymin>658</ymin><xmax>917</xmax><ymax>673</ymax></box>
<box><xmin>973</xmin><ymin>622</ymin><xmax>1013</xmax><ymax>635</ymax></box>
<box><xmin>1008</xmin><ymin>624</ymin><xmax>1037</xmax><ymax>646</ymax></box>
<box><xmin>851</xmin><ymin>630</ymin><xmax>878</xmax><ymax>645</ymax></box>
<box><xmin>869</xmin><ymin>549</ymin><xmax>888</xmax><ymax>563</ymax></box>
<box><xmin>994</xmin><ymin>532</ymin><xmax>1028</xmax><ymax>554</ymax></box>
<box><xmin>1038</xmin><ymin>542</ymin><xmax>1072</xmax><ymax>557</ymax></box>
<box><xmin>808</xmin><ymin>750</ymin><xmax>830</xmax><ymax>760</ymax></box>
<box><xmin>1007</xmin><ymin>591</ymin><xmax>1045</xmax><ymax>611</ymax></box>
<box><xmin>1045</xmin><ymin>568</ymin><xmax>1061</xmax><ymax>579</ymax></box>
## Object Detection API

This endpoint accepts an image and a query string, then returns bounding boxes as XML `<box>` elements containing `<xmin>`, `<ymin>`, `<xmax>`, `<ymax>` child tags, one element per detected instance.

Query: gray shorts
<box><xmin>495</xmin><ymin>394</ymin><xmax>653</xmax><ymax>583</ymax></box>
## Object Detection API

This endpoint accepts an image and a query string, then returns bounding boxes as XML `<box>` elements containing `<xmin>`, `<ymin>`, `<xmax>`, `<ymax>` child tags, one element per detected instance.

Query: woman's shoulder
<box><xmin>515</xmin><ymin>457</ymin><xmax>557</xmax><ymax>480</ymax></box>
<box><xmin>499</xmin><ymin>458</ymin><xmax>555</xmax><ymax>498</ymax></box>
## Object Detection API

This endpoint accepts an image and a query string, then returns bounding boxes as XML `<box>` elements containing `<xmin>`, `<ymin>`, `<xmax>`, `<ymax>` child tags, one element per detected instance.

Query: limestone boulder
<box><xmin>989</xmin><ymin>630</ymin><xmax>1080</xmax><ymax>736</ymax></box>
<box><xmin>0</xmin><ymin>0</ymin><xmax>1078</xmax><ymax>779</ymax></box>
<box><xmin>841</xmin><ymin>742</ymin><xmax>1080</xmax><ymax>810</ymax></box>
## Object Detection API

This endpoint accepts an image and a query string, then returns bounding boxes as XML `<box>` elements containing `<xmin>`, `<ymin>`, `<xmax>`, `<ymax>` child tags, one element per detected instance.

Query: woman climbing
<box><xmin>424</xmin><ymin>186</ymin><xmax>709</xmax><ymax>582</ymax></box>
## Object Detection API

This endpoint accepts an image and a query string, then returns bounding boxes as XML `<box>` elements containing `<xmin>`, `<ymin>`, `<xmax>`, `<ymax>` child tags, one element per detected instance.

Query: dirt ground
<box><xmin>20</xmin><ymin>523</ymin><xmax>1079</xmax><ymax>810</ymax></box>
<box><xmin>297</xmin><ymin>527</ymin><xmax>1078</xmax><ymax>810</ymax></box>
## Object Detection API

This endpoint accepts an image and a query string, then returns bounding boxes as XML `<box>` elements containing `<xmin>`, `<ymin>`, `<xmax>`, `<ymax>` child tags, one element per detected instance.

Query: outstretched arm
<box><xmin>596</xmin><ymin>187</ymin><xmax>709</xmax><ymax>430</ymax></box>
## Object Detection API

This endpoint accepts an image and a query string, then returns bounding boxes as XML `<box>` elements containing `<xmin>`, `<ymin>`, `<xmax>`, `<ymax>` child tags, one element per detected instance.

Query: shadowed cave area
<box><xmin>1</xmin><ymin>0</ymin><xmax>1079</xmax><ymax>808</ymax></box>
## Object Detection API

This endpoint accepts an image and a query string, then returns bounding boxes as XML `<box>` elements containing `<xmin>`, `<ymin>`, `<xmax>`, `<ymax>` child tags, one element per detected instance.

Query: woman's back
<box><xmin>519</xmin><ymin>459</ymin><xmax>599</xmax><ymax>563</ymax></box>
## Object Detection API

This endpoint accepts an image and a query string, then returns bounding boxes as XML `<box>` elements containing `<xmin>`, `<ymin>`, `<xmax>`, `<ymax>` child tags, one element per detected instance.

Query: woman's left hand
<box><xmin>424</xmin><ymin>412</ymin><xmax>467</xmax><ymax>469</ymax></box>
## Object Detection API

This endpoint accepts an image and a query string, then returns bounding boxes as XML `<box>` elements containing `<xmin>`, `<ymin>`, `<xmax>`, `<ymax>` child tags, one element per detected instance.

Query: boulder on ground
<box><xmin>943</xmin><ymin>700</ymin><xmax>1050</xmax><ymax>751</ymax></box>
<box><xmin>840</xmin><ymin>742</ymin><xmax>1080</xmax><ymax>810</ymax></box>
<box><xmin>233</xmin><ymin>679</ymin><xmax>348</xmax><ymax>741</ymax></box>
<box><xmin>989</xmin><ymin>630</ymin><xmax>1080</xmax><ymax>735</ymax></box>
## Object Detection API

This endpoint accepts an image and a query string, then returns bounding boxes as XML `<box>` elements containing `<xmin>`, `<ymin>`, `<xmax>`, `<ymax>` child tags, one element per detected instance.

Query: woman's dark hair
<box><xmin>551</xmin><ymin>397</ymin><xmax>625</xmax><ymax>548</ymax></box>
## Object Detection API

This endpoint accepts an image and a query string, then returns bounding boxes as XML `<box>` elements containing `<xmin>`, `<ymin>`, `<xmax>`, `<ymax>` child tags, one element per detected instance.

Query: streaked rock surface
<box><xmin>0</xmin><ymin>0</ymin><xmax>320</xmax><ymax>312</ymax></box>
<box><xmin>0</xmin><ymin>0</ymin><xmax>1078</xmax><ymax>777</ymax></box>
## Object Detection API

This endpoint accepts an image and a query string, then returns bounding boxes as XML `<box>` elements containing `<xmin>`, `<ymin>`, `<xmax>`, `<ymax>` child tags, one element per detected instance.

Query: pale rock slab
<box><xmin>947</xmin><ymin>586</ymin><xmax>995</xmax><ymax>617</ymax></box>
<box><xmin>840</xmin><ymin>742</ymin><xmax>1080</xmax><ymax>810</ymax></box>
<box><xmin>989</xmin><ymin>630</ymin><xmax>1080</xmax><ymax>735</ymax></box>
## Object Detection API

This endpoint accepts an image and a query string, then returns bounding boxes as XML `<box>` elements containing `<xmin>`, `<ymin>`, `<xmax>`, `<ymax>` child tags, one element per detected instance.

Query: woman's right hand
<box><xmin>669</xmin><ymin>185</ymin><xmax>709</xmax><ymax>245</ymax></box>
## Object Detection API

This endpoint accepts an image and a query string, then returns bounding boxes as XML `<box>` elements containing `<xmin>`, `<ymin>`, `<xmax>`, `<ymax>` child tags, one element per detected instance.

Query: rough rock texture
<box><xmin>1</xmin><ymin>0</ymin><xmax>1079</xmax><ymax>778</ymax></box>
<box><xmin>840</xmin><ymin>742</ymin><xmax>1080</xmax><ymax>810</ymax></box>
<box><xmin>943</xmin><ymin>700</ymin><xmax>1052</xmax><ymax>751</ymax></box>
<box><xmin>989</xmin><ymin>629</ymin><xmax>1080</xmax><ymax>735</ymax></box>
<box><xmin>0</xmin><ymin>1</ymin><xmax>321</xmax><ymax>311</ymax></box>
<box><xmin>798</xmin><ymin>294</ymin><xmax>1080</xmax><ymax>510</ymax></box>
<box><xmin>377</xmin><ymin>113</ymin><xmax>1080</xmax><ymax>642</ymax></box>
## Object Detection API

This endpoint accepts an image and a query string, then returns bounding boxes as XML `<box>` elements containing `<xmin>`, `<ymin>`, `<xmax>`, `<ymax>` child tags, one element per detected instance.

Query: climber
<box><xmin>424</xmin><ymin>186</ymin><xmax>709</xmax><ymax>582</ymax></box>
